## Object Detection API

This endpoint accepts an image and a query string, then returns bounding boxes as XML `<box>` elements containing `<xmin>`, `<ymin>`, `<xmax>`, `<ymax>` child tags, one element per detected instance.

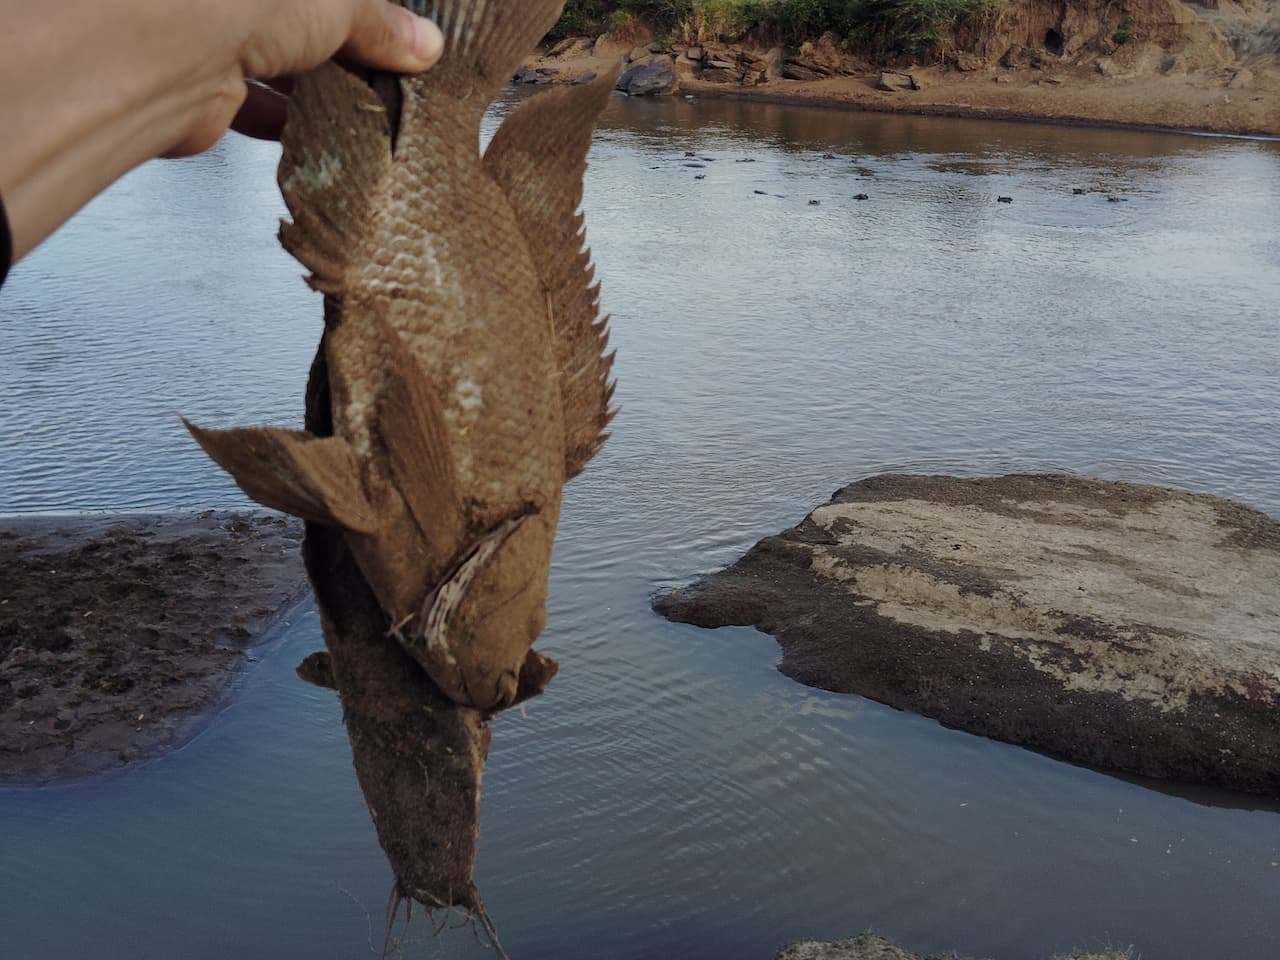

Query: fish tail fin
<box><xmin>404</xmin><ymin>0</ymin><xmax>566</xmax><ymax>103</ymax></box>
<box><xmin>277</xmin><ymin>63</ymin><xmax>393</xmax><ymax>293</ymax></box>
<box><xmin>184</xmin><ymin>421</ymin><xmax>380</xmax><ymax>534</ymax></box>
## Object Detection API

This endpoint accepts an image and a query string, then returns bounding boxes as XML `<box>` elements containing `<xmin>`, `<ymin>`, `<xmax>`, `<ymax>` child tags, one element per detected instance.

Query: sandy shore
<box><xmin>678</xmin><ymin>67</ymin><xmax>1280</xmax><ymax>138</ymax></box>
<box><xmin>0</xmin><ymin>512</ymin><xmax>306</xmax><ymax>784</ymax></box>
<box><xmin>528</xmin><ymin>44</ymin><xmax>1280</xmax><ymax>138</ymax></box>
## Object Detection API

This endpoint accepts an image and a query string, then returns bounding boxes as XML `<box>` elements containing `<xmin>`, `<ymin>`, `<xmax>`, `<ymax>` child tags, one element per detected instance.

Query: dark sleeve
<box><xmin>0</xmin><ymin>190</ymin><xmax>11</xmax><ymax>291</ymax></box>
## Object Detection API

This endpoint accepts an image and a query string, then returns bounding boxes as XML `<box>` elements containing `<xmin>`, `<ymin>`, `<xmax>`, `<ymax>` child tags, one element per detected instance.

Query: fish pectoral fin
<box><xmin>296</xmin><ymin>651</ymin><xmax>337</xmax><ymax>690</ymax></box>
<box><xmin>395</xmin><ymin>513</ymin><xmax>531</xmax><ymax>706</ymax></box>
<box><xmin>379</xmin><ymin>324</ymin><xmax>465</xmax><ymax>552</ymax></box>
<box><xmin>185</xmin><ymin>421</ymin><xmax>379</xmax><ymax>534</ymax></box>
<box><xmin>483</xmin><ymin>69</ymin><xmax>623</xmax><ymax>481</ymax></box>
<box><xmin>422</xmin><ymin>514</ymin><xmax>530</xmax><ymax>649</ymax></box>
<box><xmin>509</xmin><ymin>648</ymin><xmax>560</xmax><ymax>707</ymax></box>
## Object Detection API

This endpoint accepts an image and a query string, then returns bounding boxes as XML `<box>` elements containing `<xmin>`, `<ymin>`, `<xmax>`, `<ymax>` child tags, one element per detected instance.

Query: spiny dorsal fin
<box><xmin>278</xmin><ymin>62</ymin><xmax>393</xmax><ymax>294</ymax></box>
<box><xmin>184</xmin><ymin>421</ymin><xmax>379</xmax><ymax>533</ymax></box>
<box><xmin>400</xmin><ymin>1</ymin><xmax>566</xmax><ymax>104</ymax></box>
<box><xmin>482</xmin><ymin>68</ymin><xmax>621</xmax><ymax>480</ymax></box>
<box><xmin>378</xmin><ymin>324</ymin><xmax>466</xmax><ymax>564</ymax></box>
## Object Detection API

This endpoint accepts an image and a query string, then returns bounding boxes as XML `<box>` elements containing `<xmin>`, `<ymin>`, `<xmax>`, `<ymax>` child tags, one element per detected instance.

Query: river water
<box><xmin>2</xmin><ymin>93</ymin><xmax>1278</xmax><ymax>960</ymax></box>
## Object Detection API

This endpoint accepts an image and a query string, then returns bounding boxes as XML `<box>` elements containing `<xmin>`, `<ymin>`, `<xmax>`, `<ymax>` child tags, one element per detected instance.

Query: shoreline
<box><xmin>528</xmin><ymin>38</ymin><xmax>1280</xmax><ymax>139</ymax></box>
<box><xmin>673</xmin><ymin>81</ymin><xmax>1280</xmax><ymax>140</ymax></box>
<box><xmin>0</xmin><ymin>511</ymin><xmax>307</xmax><ymax>786</ymax></box>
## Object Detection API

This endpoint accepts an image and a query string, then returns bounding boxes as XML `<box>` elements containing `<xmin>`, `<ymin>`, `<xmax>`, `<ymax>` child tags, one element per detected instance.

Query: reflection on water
<box><xmin>1</xmin><ymin>95</ymin><xmax>1278</xmax><ymax>959</ymax></box>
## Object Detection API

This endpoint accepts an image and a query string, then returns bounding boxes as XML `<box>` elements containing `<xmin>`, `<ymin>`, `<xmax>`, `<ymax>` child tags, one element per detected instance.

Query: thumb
<box><xmin>342</xmin><ymin>1</ymin><xmax>444</xmax><ymax>73</ymax></box>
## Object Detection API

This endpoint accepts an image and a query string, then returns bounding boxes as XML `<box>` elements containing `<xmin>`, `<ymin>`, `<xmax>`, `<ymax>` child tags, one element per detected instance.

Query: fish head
<box><xmin>416</xmin><ymin>509</ymin><xmax>560</xmax><ymax>712</ymax></box>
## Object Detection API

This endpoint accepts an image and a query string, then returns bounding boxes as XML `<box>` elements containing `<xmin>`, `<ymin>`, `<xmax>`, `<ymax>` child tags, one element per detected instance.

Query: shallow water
<box><xmin>2</xmin><ymin>94</ymin><xmax>1278</xmax><ymax>960</ymax></box>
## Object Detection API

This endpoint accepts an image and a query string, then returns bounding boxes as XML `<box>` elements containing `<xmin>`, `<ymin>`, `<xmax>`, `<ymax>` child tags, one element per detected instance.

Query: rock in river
<box><xmin>654</xmin><ymin>474</ymin><xmax>1280</xmax><ymax>797</ymax></box>
<box><xmin>617</xmin><ymin>55</ymin><xmax>677</xmax><ymax>96</ymax></box>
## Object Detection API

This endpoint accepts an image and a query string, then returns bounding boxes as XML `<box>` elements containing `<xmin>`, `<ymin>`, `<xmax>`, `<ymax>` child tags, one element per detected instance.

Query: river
<box><xmin>1</xmin><ymin>93</ymin><xmax>1278</xmax><ymax>960</ymax></box>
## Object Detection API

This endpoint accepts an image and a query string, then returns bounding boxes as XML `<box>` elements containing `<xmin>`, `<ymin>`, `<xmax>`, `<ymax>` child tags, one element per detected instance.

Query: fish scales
<box><xmin>185</xmin><ymin>0</ymin><xmax>619</xmax><ymax>939</ymax></box>
<box><xmin>191</xmin><ymin>0</ymin><xmax>617</xmax><ymax>713</ymax></box>
<box><xmin>362</xmin><ymin>92</ymin><xmax>565</xmax><ymax>507</ymax></box>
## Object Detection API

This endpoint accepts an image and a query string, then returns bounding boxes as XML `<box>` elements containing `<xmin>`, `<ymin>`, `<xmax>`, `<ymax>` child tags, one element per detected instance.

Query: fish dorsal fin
<box><xmin>483</xmin><ymin>69</ymin><xmax>621</xmax><ymax>480</ymax></box>
<box><xmin>379</xmin><ymin>325</ymin><xmax>467</xmax><ymax>565</ymax></box>
<box><xmin>184</xmin><ymin>421</ymin><xmax>380</xmax><ymax>534</ymax></box>
<box><xmin>402</xmin><ymin>0</ymin><xmax>566</xmax><ymax>104</ymax></box>
<box><xmin>278</xmin><ymin>62</ymin><xmax>393</xmax><ymax>294</ymax></box>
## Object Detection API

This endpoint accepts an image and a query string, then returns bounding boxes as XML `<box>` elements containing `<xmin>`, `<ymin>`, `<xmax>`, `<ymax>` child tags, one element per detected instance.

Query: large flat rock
<box><xmin>654</xmin><ymin>475</ymin><xmax>1280</xmax><ymax>797</ymax></box>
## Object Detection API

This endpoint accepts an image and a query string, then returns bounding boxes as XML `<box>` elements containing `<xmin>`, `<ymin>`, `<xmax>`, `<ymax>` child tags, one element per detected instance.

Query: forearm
<box><xmin>0</xmin><ymin>0</ymin><xmax>244</xmax><ymax>259</ymax></box>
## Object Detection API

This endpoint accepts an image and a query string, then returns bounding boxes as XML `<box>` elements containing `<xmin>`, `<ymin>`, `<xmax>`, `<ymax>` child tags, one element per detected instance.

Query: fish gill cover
<box><xmin>185</xmin><ymin>0</ymin><xmax>621</xmax><ymax>950</ymax></box>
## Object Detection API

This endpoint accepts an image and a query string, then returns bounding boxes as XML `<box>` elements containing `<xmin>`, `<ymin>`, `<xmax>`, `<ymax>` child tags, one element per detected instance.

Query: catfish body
<box><xmin>185</xmin><ymin>0</ymin><xmax>618</xmax><ymax>929</ymax></box>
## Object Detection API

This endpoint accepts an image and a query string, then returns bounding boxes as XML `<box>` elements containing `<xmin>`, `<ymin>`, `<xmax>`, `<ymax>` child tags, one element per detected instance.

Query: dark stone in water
<box><xmin>616</xmin><ymin>56</ymin><xmax>677</xmax><ymax>97</ymax></box>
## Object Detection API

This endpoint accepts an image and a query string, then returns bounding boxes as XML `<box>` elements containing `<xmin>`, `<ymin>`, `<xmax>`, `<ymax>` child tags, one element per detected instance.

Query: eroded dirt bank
<box><xmin>0</xmin><ymin>512</ymin><xmax>306</xmax><ymax>784</ymax></box>
<box><xmin>654</xmin><ymin>474</ymin><xmax>1280</xmax><ymax>797</ymax></box>
<box><xmin>528</xmin><ymin>0</ymin><xmax>1280</xmax><ymax>136</ymax></box>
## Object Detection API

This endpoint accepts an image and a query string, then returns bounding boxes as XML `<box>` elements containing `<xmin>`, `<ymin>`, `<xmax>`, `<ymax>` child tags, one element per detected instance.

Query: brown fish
<box><xmin>184</xmin><ymin>0</ymin><xmax>618</xmax><ymax>939</ymax></box>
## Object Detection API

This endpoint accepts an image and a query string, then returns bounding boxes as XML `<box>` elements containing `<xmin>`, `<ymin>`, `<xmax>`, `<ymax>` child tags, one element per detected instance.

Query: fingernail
<box><xmin>409</xmin><ymin>15</ymin><xmax>444</xmax><ymax>66</ymax></box>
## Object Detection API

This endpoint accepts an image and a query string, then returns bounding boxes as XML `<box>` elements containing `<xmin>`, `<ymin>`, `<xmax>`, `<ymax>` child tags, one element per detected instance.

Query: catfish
<box><xmin>185</xmin><ymin>0</ymin><xmax>618</xmax><ymax>940</ymax></box>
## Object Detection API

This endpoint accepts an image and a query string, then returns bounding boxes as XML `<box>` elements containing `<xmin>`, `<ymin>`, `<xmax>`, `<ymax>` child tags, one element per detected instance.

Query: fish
<box><xmin>184</xmin><ymin>0</ymin><xmax>619</xmax><ymax>941</ymax></box>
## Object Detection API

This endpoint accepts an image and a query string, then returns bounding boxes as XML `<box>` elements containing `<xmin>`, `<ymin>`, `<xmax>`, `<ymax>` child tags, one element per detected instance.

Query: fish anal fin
<box><xmin>278</xmin><ymin>61</ymin><xmax>393</xmax><ymax>289</ymax></box>
<box><xmin>482</xmin><ymin>68</ymin><xmax>623</xmax><ymax>481</ymax></box>
<box><xmin>378</xmin><ymin>325</ymin><xmax>465</xmax><ymax>562</ymax></box>
<box><xmin>185</xmin><ymin>421</ymin><xmax>379</xmax><ymax>534</ymax></box>
<box><xmin>403</xmin><ymin>1</ymin><xmax>567</xmax><ymax>104</ymax></box>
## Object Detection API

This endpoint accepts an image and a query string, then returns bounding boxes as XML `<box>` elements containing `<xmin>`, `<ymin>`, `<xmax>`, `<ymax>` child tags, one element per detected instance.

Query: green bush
<box><xmin>550</xmin><ymin>0</ymin><xmax>606</xmax><ymax>38</ymax></box>
<box><xmin>1113</xmin><ymin>14</ymin><xmax>1134</xmax><ymax>45</ymax></box>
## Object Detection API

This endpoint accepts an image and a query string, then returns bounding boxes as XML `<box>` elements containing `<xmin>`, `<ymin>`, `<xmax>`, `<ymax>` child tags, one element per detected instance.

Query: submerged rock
<box><xmin>654</xmin><ymin>474</ymin><xmax>1280</xmax><ymax>797</ymax></box>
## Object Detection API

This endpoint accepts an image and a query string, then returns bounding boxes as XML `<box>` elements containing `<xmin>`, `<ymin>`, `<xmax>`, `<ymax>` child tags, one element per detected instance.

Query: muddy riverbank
<box><xmin>0</xmin><ymin>512</ymin><xmax>306</xmax><ymax>783</ymax></box>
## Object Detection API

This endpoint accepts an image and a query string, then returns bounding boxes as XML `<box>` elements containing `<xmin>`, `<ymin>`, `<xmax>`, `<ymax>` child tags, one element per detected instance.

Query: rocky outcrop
<box><xmin>778</xmin><ymin>936</ymin><xmax>923</xmax><ymax>960</ymax></box>
<box><xmin>654</xmin><ymin>474</ymin><xmax>1280</xmax><ymax>798</ymax></box>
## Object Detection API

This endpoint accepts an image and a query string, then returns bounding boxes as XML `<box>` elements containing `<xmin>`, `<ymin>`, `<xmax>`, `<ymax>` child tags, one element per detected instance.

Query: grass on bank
<box><xmin>552</xmin><ymin>0</ymin><xmax>1007</xmax><ymax>55</ymax></box>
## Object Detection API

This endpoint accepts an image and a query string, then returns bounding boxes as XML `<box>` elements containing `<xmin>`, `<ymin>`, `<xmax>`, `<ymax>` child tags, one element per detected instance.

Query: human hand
<box><xmin>180</xmin><ymin>0</ymin><xmax>445</xmax><ymax>151</ymax></box>
<box><xmin>0</xmin><ymin>0</ymin><xmax>444</xmax><ymax>262</ymax></box>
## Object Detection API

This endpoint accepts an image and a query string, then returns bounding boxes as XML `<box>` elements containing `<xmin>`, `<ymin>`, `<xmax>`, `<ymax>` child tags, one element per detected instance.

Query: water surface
<box><xmin>2</xmin><ymin>94</ymin><xmax>1278</xmax><ymax>960</ymax></box>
